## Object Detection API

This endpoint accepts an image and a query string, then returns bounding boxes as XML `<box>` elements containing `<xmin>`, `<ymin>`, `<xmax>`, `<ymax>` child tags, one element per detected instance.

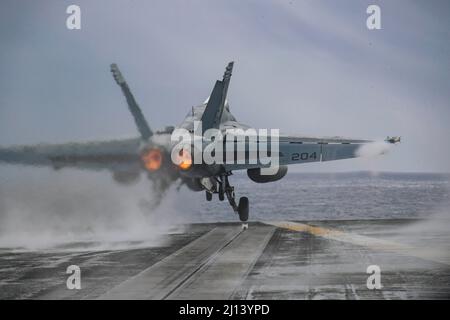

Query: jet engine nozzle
<box><xmin>173</xmin><ymin>148</ymin><xmax>192</xmax><ymax>171</ymax></box>
<box><xmin>141</xmin><ymin>148</ymin><xmax>163</xmax><ymax>172</ymax></box>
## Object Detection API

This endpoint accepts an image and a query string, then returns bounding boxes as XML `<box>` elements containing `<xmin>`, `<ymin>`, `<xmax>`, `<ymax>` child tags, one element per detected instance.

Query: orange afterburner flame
<box><xmin>176</xmin><ymin>149</ymin><xmax>192</xmax><ymax>170</ymax></box>
<box><xmin>141</xmin><ymin>148</ymin><xmax>163</xmax><ymax>172</ymax></box>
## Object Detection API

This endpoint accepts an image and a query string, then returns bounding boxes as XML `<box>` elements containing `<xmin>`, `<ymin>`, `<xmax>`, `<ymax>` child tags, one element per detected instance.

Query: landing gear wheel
<box><xmin>221</xmin><ymin>174</ymin><xmax>250</xmax><ymax>223</ymax></box>
<box><xmin>206</xmin><ymin>191</ymin><xmax>212</xmax><ymax>201</ymax></box>
<box><xmin>238</xmin><ymin>197</ymin><xmax>249</xmax><ymax>222</ymax></box>
<box><xmin>241</xmin><ymin>223</ymin><xmax>249</xmax><ymax>230</ymax></box>
<box><xmin>218</xmin><ymin>183</ymin><xmax>225</xmax><ymax>201</ymax></box>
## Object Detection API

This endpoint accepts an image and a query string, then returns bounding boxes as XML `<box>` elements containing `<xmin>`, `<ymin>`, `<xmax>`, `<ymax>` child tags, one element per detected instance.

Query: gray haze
<box><xmin>1</xmin><ymin>1</ymin><xmax>450</xmax><ymax>249</ymax></box>
<box><xmin>1</xmin><ymin>0</ymin><xmax>449</xmax><ymax>173</ymax></box>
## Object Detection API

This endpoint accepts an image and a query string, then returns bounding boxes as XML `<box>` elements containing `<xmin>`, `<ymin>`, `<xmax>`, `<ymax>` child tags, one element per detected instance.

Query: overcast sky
<box><xmin>1</xmin><ymin>0</ymin><xmax>449</xmax><ymax>172</ymax></box>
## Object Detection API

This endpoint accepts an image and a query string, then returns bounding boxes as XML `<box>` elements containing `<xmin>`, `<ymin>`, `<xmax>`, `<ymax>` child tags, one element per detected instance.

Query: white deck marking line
<box><xmin>98</xmin><ymin>226</ymin><xmax>242</xmax><ymax>300</ymax></box>
<box><xmin>263</xmin><ymin>221</ymin><xmax>449</xmax><ymax>266</ymax></box>
<box><xmin>168</xmin><ymin>226</ymin><xmax>276</xmax><ymax>300</ymax></box>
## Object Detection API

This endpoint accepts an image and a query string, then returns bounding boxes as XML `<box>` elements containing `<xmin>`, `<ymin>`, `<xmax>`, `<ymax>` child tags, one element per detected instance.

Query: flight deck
<box><xmin>0</xmin><ymin>219</ymin><xmax>449</xmax><ymax>300</ymax></box>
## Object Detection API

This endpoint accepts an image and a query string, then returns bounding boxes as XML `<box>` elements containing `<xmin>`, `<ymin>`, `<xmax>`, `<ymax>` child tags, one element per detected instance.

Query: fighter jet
<box><xmin>0</xmin><ymin>62</ymin><xmax>399</xmax><ymax>224</ymax></box>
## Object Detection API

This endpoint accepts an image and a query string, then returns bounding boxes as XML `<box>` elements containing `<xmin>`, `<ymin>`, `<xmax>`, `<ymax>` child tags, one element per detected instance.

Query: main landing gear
<box><xmin>205</xmin><ymin>174</ymin><xmax>249</xmax><ymax>226</ymax></box>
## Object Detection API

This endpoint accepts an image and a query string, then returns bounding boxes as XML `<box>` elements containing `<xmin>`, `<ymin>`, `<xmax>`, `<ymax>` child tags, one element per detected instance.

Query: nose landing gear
<box><xmin>206</xmin><ymin>174</ymin><xmax>249</xmax><ymax>227</ymax></box>
<box><xmin>237</xmin><ymin>196</ymin><xmax>249</xmax><ymax>222</ymax></box>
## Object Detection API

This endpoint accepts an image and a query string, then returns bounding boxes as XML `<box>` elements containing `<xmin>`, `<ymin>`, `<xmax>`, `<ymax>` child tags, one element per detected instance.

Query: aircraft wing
<box><xmin>0</xmin><ymin>138</ymin><xmax>142</xmax><ymax>172</ymax></box>
<box><xmin>222</xmin><ymin>134</ymin><xmax>375</xmax><ymax>171</ymax></box>
<box><xmin>0</xmin><ymin>64</ymin><xmax>156</xmax><ymax>174</ymax></box>
<box><xmin>278</xmin><ymin>135</ymin><xmax>372</xmax><ymax>165</ymax></box>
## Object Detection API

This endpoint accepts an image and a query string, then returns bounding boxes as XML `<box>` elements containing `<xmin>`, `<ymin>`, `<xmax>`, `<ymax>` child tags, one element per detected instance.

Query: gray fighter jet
<box><xmin>0</xmin><ymin>62</ymin><xmax>400</xmax><ymax>223</ymax></box>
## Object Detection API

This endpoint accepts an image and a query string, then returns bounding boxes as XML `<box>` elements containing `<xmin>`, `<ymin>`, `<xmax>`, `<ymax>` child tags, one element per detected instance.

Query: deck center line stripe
<box><xmin>162</xmin><ymin>228</ymin><xmax>244</xmax><ymax>300</ymax></box>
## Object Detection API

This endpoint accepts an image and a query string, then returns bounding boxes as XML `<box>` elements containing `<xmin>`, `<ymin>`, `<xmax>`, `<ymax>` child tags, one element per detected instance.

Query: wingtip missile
<box><xmin>385</xmin><ymin>136</ymin><xmax>401</xmax><ymax>144</ymax></box>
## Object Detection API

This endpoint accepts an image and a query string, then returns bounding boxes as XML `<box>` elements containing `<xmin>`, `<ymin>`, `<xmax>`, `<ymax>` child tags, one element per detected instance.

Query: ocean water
<box><xmin>0</xmin><ymin>170</ymin><xmax>449</xmax><ymax>250</ymax></box>
<box><xmin>195</xmin><ymin>172</ymin><xmax>450</xmax><ymax>222</ymax></box>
